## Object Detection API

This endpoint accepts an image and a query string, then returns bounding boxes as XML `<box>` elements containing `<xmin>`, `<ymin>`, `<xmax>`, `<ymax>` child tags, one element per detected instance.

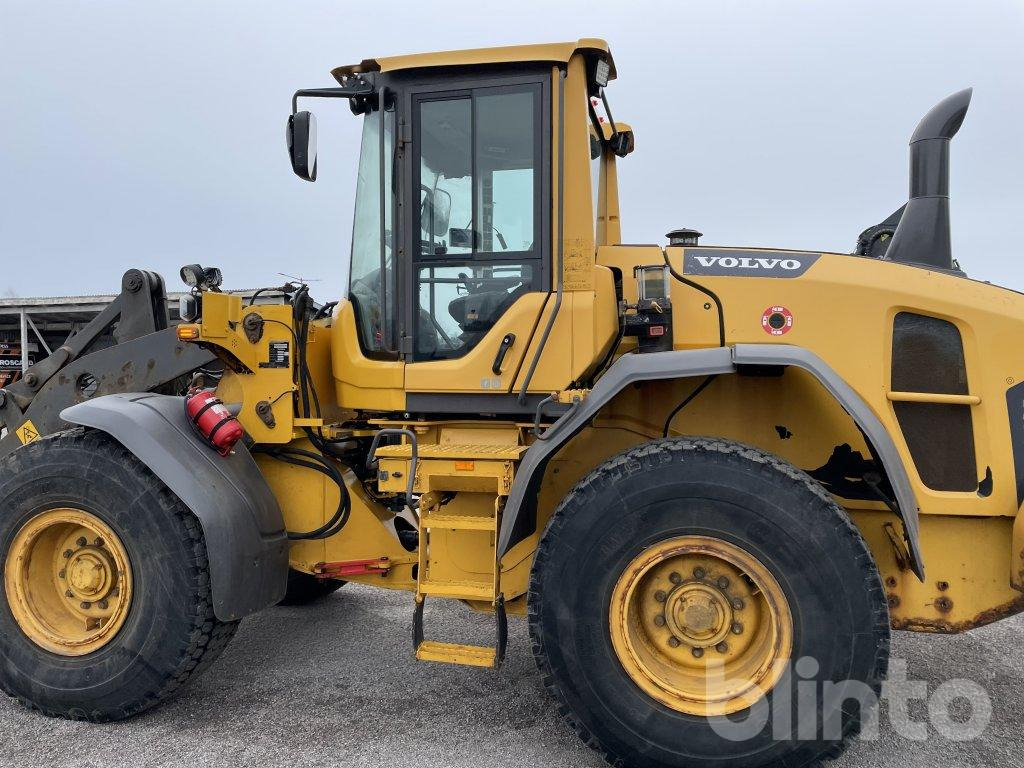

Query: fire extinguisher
<box><xmin>184</xmin><ymin>390</ymin><xmax>244</xmax><ymax>456</ymax></box>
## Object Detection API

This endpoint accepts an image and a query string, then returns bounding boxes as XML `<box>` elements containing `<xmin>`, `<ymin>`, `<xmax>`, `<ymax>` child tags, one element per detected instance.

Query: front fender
<box><xmin>61</xmin><ymin>393</ymin><xmax>288</xmax><ymax>620</ymax></box>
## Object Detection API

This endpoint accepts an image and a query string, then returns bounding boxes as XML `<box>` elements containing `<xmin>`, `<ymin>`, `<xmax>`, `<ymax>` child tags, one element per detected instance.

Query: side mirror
<box><xmin>286</xmin><ymin>110</ymin><xmax>318</xmax><ymax>182</ymax></box>
<box><xmin>420</xmin><ymin>188</ymin><xmax>452</xmax><ymax>237</ymax></box>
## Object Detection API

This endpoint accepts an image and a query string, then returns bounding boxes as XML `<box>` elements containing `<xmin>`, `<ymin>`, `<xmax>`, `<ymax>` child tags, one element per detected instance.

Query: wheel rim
<box><xmin>609</xmin><ymin>535</ymin><xmax>793</xmax><ymax>716</ymax></box>
<box><xmin>4</xmin><ymin>508</ymin><xmax>133</xmax><ymax>656</ymax></box>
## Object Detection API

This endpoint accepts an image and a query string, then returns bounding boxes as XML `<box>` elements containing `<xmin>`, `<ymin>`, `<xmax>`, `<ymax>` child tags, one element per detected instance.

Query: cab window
<box><xmin>348</xmin><ymin>104</ymin><xmax>395</xmax><ymax>356</ymax></box>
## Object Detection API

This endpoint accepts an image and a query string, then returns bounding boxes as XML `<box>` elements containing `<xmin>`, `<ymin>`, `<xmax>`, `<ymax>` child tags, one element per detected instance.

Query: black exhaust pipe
<box><xmin>884</xmin><ymin>87</ymin><xmax>972</xmax><ymax>271</ymax></box>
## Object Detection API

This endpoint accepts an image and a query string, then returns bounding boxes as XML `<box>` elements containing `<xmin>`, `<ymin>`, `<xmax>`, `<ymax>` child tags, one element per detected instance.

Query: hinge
<box><xmin>398</xmin><ymin>119</ymin><xmax>412</xmax><ymax>148</ymax></box>
<box><xmin>400</xmin><ymin>335</ymin><xmax>414</xmax><ymax>354</ymax></box>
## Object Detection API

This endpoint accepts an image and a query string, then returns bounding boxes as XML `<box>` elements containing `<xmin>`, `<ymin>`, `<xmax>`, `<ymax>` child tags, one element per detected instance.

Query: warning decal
<box><xmin>16</xmin><ymin>420</ymin><xmax>40</xmax><ymax>445</ymax></box>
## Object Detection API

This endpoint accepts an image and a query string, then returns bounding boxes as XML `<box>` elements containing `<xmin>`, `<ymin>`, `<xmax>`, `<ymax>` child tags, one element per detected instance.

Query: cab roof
<box><xmin>331</xmin><ymin>38</ymin><xmax>615</xmax><ymax>83</ymax></box>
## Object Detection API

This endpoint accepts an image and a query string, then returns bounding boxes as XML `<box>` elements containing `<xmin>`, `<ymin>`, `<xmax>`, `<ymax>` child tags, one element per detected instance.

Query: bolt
<box><xmin>717</xmin><ymin>576</ymin><xmax>730</xmax><ymax>590</ymax></box>
<box><xmin>76</xmin><ymin>537</ymin><xmax>87</xmax><ymax>547</ymax></box>
<box><xmin>731</xmin><ymin>622</ymin><xmax>743</xmax><ymax>635</ymax></box>
<box><xmin>58</xmin><ymin>569</ymin><xmax>66</xmax><ymax>579</ymax></box>
<box><xmin>669</xmin><ymin>572</ymin><xmax>682</xmax><ymax>585</ymax></box>
<box><xmin>691</xmin><ymin>647</ymin><xmax>704</xmax><ymax>658</ymax></box>
<box><xmin>716</xmin><ymin>642</ymin><xmax>729</xmax><ymax>654</ymax></box>
<box><xmin>654</xmin><ymin>615</ymin><xmax>666</xmax><ymax>627</ymax></box>
<box><xmin>94</xmin><ymin>538</ymin><xmax>104</xmax><ymax>548</ymax></box>
<box><xmin>65</xmin><ymin>589</ymin><xmax>74</xmax><ymax>598</ymax></box>
<box><xmin>887</xmin><ymin>594</ymin><xmax>901</xmax><ymax>609</ymax></box>
<box><xmin>937</xmin><ymin>581</ymin><xmax>949</xmax><ymax>592</ymax></box>
<box><xmin>110</xmin><ymin>587</ymin><xmax>120</xmax><ymax>597</ymax></box>
<box><xmin>63</xmin><ymin>549</ymin><xmax>73</xmax><ymax>559</ymax></box>
<box><xmin>668</xmin><ymin>637</ymin><xmax>681</xmax><ymax>648</ymax></box>
<box><xmin>98</xmin><ymin>599</ymin><xmax>109</xmax><ymax>610</ymax></box>
<box><xmin>24</xmin><ymin>372</ymin><xmax>38</xmax><ymax>388</ymax></box>
<box><xmin>885</xmin><ymin>576</ymin><xmax>898</xmax><ymax>588</ymax></box>
<box><xmin>693</xmin><ymin>567</ymin><xmax>706</xmax><ymax>580</ymax></box>
<box><xmin>935</xmin><ymin>597</ymin><xmax>953</xmax><ymax>613</ymax></box>
<box><xmin>654</xmin><ymin>590</ymin><xmax>667</xmax><ymax>603</ymax></box>
<box><xmin>732</xmin><ymin>597</ymin><xmax>745</xmax><ymax>611</ymax></box>
<box><xmin>80</xmin><ymin>601</ymin><xmax>91</xmax><ymax>610</ymax></box>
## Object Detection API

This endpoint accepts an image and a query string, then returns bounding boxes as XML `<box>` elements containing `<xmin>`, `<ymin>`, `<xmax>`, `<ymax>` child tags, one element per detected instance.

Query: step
<box><xmin>422</xmin><ymin>512</ymin><xmax>495</xmax><ymax>531</ymax></box>
<box><xmin>416</xmin><ymin>641</ymin><xmax>497</xmax><ymax>668</ymax></box>
<box><xmin>418</xmin><ymin>579</ymin><xmax>495</xmax><ymax>601</ymax></box>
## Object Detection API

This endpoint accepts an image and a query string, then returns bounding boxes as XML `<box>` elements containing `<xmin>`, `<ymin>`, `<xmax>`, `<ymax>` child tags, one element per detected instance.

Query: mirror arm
<box><xmin>291</xmin><ymin>83</ymin><xmax>376</xmax><ymax>114</ymax></box>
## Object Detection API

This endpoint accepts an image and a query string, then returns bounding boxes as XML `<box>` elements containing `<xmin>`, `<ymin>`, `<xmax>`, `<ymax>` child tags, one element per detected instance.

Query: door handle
<box><xmin>492</xmin><ymin>333</ymin><xmax>516</xmax><ymax>375</ymax></box>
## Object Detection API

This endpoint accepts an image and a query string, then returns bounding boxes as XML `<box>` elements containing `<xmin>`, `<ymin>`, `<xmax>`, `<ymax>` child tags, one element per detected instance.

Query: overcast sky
<box><xmin>1</xmin><ymin>0</ymin><xmax>1022</xmax><ymax>299</ymax></box>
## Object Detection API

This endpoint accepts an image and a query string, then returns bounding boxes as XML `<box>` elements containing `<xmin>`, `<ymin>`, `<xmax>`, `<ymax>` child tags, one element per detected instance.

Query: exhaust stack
<box><xmin>884</xmin><ymin>88</ymin><xmax>973</xmax><ymax>270</ymax></box>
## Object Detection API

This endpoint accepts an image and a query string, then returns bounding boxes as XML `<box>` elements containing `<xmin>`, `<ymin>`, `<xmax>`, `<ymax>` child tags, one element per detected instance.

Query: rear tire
<box><xmin>278</xmin><ymin>568</ymin><xmax>345</xmax><ymax>606</ymax></box>
<box><xmin>529</xmin><ymin>437</ymin><xmax>889</xmax><ymax>768</ymax></box>
<box><xmin>0</xmin><ymin>430</ymin><xmax>238</xmax><ymax>721</ymax></box>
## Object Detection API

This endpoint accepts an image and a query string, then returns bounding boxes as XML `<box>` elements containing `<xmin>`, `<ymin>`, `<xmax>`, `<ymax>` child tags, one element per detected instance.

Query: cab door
<box><xmin>399</xmin><ymin>71</ymin><xmax>551</xmax><ymax>402</ymax></box>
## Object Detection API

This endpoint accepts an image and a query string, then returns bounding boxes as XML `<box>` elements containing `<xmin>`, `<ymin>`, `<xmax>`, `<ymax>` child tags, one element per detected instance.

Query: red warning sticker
<box><xmin>761</xmin><ymin>306</ymin><xmax>793</xmax><ymax>336</ymax></box>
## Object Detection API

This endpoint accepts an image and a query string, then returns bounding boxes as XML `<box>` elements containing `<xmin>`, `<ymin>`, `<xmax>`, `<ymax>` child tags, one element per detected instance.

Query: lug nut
<box><xmin>110</xmin><ymin>587</ymin><xmax>120</xmax><ymax>597</ymax></box>
<box><xmin>732</xmin><ymin>597</ymin><xmax>745</xmax><ymax>610</ymax></box>
<box><xmin>654</xmin><ymin>615</ymin><xmax>666</xmax><ymax>627</ymax></box>
<box><xmin>668</xmin><ymin>637</ymin><xmax>681</xmax><ymax>648</ymax></box>
<box><xmin>654</xmin><ymin>590</ymin><xmax>667</xmax><ymax>603</ymax></box>
<box><xmin>716</xmin><ymin>642</ymin><xmax>729</xmax><ymax>654</ymax></box>
<box><xmin>80</xmin><ymin>601</ymin><xmax>91</xmax><ymax>610</ymax></box>
<box><xmin>76</xmin><ymin>537</ymin><xmax>87</xmax><ymax>547</ymax></box>
<box><xmin>669</xmin><ymin>572</ymin><xmax>682</xmax><ymax>585</ymax></box>
<box><xmin>65</xmin><ymin>589</ymin><xmax>74</xmax><ymax>598</ymax></box>
<box><xmin>94</xmin><ymin>538</ymin><xmax>104</xmax><ymax>547</ymax></box>
<box><xmin>691</xmin><ymin>647</ymin><xmax>704</xmax><ymax>658</ymax></box>
<box><xmin>717</xmin><ymin>576</ymin><xmax>730</xmax><ymax>589</ymax></box>
<box><xmin>63</xmin><ymin>549</ymin><xmax>73</xmax><ymax>559</ymax></box>
<box><xmin>731</xmin><ymin>622</ymin><xmax>744</xmax><ymax>635</ymax></box>
<box><xmin>98</xmin><ymin>599</ymin><xmax>109</xmax><ymax>610</ymax></box>
<box><xmin>58</xmin><ymin>569</ymin><xmax>66</xmax><ymax>579</ymax></box>
<box><xmin>693</xmin><ymin>567</ymin><xmax>706</xmax><ymax>580</ymax></box>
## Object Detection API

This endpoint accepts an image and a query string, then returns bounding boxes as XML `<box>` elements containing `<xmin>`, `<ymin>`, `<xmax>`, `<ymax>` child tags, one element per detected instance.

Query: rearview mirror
<box><xmin>420</xmin><ymin>188</ymin><xmax>452</xmax><ymax>238</ymax></box>
<box><xmin>286</xmin><ymin>110</ymin><xmax>318</xmax><ymax>182</ymax></box>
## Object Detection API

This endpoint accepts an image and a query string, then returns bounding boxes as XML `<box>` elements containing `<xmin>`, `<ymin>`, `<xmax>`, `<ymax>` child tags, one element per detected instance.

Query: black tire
<box><xmin>0</xmin><ymin>429</ymin><xmax>239</xmax><ymax>721</ymax></box>
<box><xmin>278</xmin><ymin>568</ymin><xmax>345</xmax><ymax>606</ymax></box>
<box><xmin>529</xmin><ymin>437</ymin><xmax>889</xmax><ymax>768</ymax></box>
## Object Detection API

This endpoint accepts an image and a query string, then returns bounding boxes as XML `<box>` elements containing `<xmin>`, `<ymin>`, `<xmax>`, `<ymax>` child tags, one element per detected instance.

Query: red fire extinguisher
<box><xmin>184</xmin><ymin>390</ymin><xmax>244</xmax><ymax>456</ymax></box>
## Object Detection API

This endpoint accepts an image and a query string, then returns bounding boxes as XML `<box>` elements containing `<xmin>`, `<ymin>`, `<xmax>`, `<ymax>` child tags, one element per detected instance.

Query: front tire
<box><xmin>0</xmin><ymin>430</ymin><xmax>238</xmax><ymax>721</ymax></box>
<box><xmin>529</xmin><ymin>437</ymin><xmax>889</xmax><ymax>768</ymax></box>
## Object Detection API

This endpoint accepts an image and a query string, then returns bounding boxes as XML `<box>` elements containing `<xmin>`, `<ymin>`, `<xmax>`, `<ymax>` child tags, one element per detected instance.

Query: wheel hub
<box><xmin>67</xmin><ymin>547</ymin><xmax>116</xmax><ymax>601</ymax></box>
<box><xmin>666</xmin><ymin>582</ymin><xmax>734</xmax><ymax>648</ymax></box>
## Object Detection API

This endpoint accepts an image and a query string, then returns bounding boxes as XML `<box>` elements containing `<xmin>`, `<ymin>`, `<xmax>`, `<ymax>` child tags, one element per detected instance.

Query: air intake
<box><xmin>884</xmin><ymin>88</ymin><xmax>972</xmax><ymax>271</ymax></box>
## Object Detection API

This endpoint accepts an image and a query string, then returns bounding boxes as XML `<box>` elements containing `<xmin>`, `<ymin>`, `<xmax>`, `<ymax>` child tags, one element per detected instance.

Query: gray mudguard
<box><xmin>61</xmin><ymin>393</ymin><xmax>288</xmax><ymax>620</ymax></box>
<box><xmin>498</xmin><ymin>344</ymin><xmax>925</xmax><ymax>579</ymax></box>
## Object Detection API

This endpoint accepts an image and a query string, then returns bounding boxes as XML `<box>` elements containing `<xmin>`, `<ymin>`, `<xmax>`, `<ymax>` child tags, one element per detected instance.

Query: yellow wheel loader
<box><xmin>0</xmin><ymin>39</ymin><xmax>1019</xmax><ymax>768</ymax></box>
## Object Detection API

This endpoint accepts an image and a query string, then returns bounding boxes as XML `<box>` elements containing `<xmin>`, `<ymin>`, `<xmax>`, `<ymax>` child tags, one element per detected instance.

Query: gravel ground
<box><xmin>0</xmin><ymin>584</ymin><xmax>1021</xmax><ymax>768</ymax></box>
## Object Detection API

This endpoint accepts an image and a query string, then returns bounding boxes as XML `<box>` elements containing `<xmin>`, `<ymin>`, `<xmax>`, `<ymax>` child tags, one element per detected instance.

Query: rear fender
<box><xmin>498</xmin><ymin>344</ymin><xmax>925</xmax><ymax>580</ymax></box>
<box><xmin>61</xmin><ymin>392</ymin><xmax>288</xmax><ymax>620</ymax></box>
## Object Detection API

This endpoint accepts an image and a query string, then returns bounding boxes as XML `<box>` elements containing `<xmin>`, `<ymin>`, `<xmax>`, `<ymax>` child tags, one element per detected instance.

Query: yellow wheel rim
<box><xmin>4</xmin><ymin>508</ymin><xmax>133</xmax><ymax>656</ymax></box>
<box><xmin>609</xmin><ymin>536</ymin><xmax>793</xmax><ymax>716</ymax></box>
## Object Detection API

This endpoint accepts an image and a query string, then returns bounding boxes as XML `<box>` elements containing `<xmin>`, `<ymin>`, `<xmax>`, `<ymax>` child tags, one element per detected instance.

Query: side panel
<box><xmin>61</xmin><ymin>393</ymin><xmax>288</xmax><ymax>621</ymax></box>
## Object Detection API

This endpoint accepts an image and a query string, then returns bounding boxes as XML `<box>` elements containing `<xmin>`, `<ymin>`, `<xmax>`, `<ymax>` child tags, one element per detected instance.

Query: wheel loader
<box><xmin>0</xmin><ymin>38</ymin><xmax>1019</xmax><ymax>768</ymax></box>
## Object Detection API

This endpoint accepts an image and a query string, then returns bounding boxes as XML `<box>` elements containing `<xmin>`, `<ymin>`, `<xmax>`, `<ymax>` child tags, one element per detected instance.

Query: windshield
<box><xmin>348</xmin><ymin>105</ymin><xmax>395</xmax><ymax>355</ymax></box>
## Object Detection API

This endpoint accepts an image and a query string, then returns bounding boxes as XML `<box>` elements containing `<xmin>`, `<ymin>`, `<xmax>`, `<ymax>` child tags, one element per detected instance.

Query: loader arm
<box><xmin>0</xmin><ymin>269</ymin><xmax>215</xmax><ymax>458</ymax></box>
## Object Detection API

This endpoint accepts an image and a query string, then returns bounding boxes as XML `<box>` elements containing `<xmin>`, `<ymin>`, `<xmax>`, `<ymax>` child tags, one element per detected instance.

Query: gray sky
<box><xmin>1</xmin><ymin>0</ymin><xmax>1022</xmax><ymax>299</ymax></box>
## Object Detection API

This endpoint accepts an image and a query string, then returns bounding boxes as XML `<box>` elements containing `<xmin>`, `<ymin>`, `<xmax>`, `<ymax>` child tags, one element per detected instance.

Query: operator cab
<box><xmin>286</xmin><ymin>40</ymin><xmax>627</xmax><ymax>413</ymax></box>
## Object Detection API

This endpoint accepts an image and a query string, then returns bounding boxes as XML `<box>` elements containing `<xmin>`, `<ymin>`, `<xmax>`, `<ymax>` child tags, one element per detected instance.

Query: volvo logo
<box><xmin>683</xmin><ymin>249</ymin><xmax>820</xmax><ymax>278</ymax></box>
